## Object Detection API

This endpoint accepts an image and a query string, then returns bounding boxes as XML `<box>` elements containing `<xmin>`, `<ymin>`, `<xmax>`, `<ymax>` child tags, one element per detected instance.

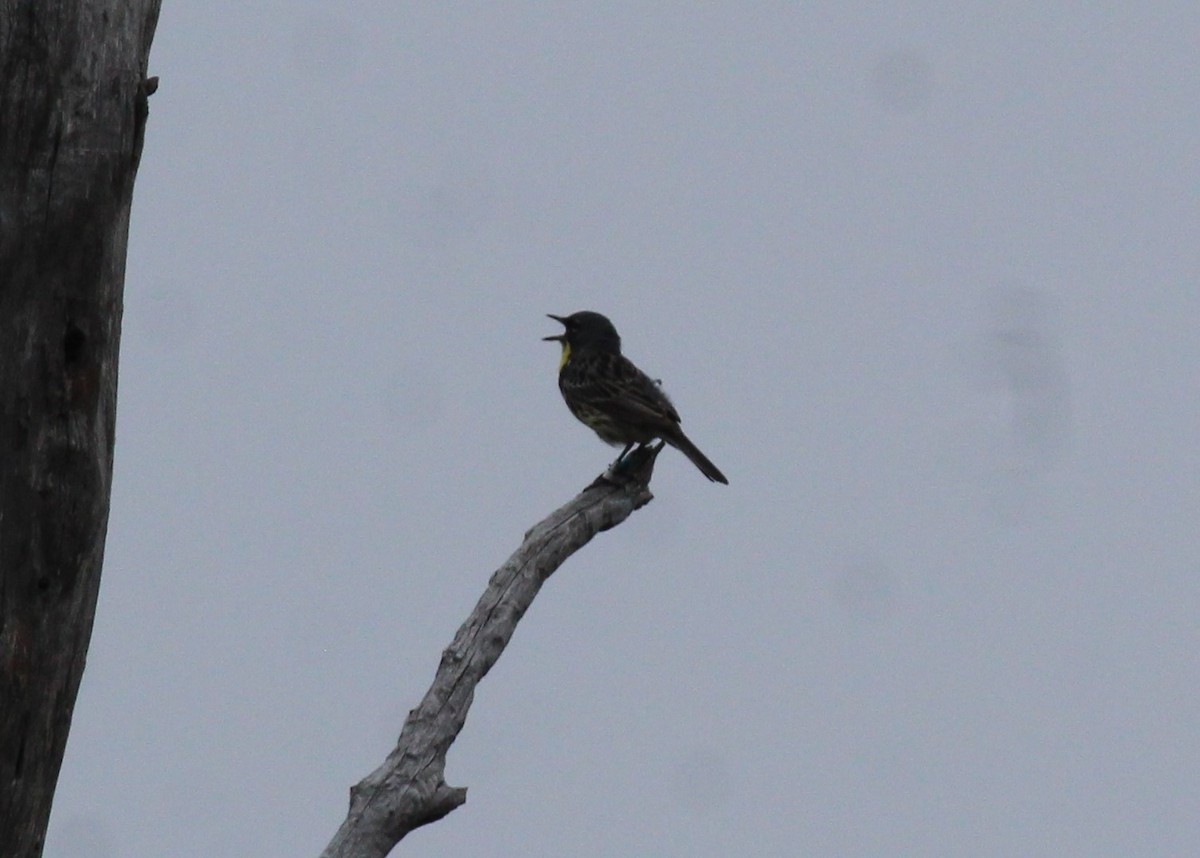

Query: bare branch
<box><xmin>320</xmin><ymin>445</ymin><xmax>662</xmax><ymax>858</ymax></box>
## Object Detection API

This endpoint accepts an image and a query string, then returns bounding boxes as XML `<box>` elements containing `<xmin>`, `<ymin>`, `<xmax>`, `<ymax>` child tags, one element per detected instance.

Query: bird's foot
<box><xmin>592</xmin><ymin>442</ymin><xmax>663</xmax><ymax>488</ymax></box>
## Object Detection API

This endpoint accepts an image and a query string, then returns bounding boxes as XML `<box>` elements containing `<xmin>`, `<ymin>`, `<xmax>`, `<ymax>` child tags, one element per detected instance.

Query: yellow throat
<box><xmin>558</xmin><ymin>341</ymin><xmax>571</xmax><ymax>370</ymax></box>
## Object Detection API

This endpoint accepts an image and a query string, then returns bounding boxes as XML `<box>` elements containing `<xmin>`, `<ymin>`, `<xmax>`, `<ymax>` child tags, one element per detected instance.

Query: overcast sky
<box><xmin>44</xmin><ymin>4</ymin><xmax>1199</xmax><ymax>856</ymax></box>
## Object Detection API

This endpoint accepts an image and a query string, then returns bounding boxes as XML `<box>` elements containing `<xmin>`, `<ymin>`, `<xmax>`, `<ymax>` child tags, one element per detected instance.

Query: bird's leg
<box><xmin>600</xmin><ymin>441</ymin><xmax>663</xmax><ymax>486</ymax></box>
<box><xmin>608</xmin><ymin>442</ymin><xmax>640</xmax><ymax>479</ymax></box>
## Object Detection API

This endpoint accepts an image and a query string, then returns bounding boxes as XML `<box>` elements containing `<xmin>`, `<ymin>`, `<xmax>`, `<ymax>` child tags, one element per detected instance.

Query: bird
<box><xmin>544</xmin><ymin>311</ymin><xmax>728</xmax><ymax>484</ymax></box>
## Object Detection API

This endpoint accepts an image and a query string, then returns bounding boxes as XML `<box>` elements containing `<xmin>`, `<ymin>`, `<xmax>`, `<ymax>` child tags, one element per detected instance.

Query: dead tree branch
<box><xmin>319</xmin><ymin>445</ymin><xmax>662</xmax><ymax>858</ymax></box>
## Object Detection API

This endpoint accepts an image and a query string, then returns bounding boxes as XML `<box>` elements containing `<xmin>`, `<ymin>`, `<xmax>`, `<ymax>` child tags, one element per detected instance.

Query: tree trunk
<box><xmin>0</xmin><ymin>3</ymin><xmax>160</xmax><ymax>856</ymax></box>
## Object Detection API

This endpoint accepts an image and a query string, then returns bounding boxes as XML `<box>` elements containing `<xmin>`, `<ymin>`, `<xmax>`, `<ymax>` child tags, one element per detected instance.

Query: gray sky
<box><xmin>45</xmin><ymin>4</ymin><xmax>1199</xmax><ymax>856</ymax></box>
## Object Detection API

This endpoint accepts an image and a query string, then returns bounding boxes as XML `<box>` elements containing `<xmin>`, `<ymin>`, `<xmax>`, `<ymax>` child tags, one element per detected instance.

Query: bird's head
<box><xmin>544</xmin><ymin>311</ymin><xmax>622</xmax><ymax>367</ymax></box>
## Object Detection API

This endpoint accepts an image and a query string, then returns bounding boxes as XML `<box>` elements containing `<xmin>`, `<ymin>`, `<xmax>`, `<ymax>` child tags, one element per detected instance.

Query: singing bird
<box><xmin>544</xmin><ymin>311</ymin><xmax>728</xmax><ymax>484</ymax></box>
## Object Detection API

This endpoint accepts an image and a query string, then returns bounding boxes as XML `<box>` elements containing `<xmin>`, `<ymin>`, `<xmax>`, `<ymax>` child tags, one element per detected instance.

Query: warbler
<box><xmin>544</xmin><ymin>311</ymin><xmax>728</xmax><ymax>484</ymax></box>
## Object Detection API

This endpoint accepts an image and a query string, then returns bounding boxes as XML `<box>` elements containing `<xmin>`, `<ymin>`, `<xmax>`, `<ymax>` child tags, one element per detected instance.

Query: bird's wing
<box><xmin>564</xmin><ymin>353</ymin><xmax>682</xmax><ymax>425</ymax></box>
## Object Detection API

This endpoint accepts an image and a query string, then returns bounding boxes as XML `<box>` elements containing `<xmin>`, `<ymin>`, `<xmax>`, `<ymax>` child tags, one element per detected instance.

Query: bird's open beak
<box><xmin>543</xmin><ymin>314</ymin><xmax>567</xmax><ymax>342</ymax></box>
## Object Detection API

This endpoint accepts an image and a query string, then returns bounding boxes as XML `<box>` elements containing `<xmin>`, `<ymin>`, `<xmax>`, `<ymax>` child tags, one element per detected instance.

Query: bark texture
<box><xmin>0</xmin><ymin>3</ymin><xmax>160</xmax><ymax>856</ymax></box>
<box><xmin>320</xmin><ymin>447</ymin><xmax>662</xmax><ymax>858</ymax></box>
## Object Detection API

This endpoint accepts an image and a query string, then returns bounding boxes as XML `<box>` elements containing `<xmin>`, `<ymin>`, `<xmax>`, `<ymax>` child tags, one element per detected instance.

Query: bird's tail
<box><xmin>664</xmin><ymin>428</ymin><xmax>728</xmax><ymax>484</ymax></box>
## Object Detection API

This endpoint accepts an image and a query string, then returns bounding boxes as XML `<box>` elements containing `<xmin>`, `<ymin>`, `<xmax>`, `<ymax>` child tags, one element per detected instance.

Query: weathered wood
<box><xmin>320</xmin><ymin>446</ymin><xmax>661</xmax><ymax>858</ymax></box>
<box><xmin>0</xmin><ymin>3</ymin><xmax>160</xmax><ymax>856</ymax></box>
